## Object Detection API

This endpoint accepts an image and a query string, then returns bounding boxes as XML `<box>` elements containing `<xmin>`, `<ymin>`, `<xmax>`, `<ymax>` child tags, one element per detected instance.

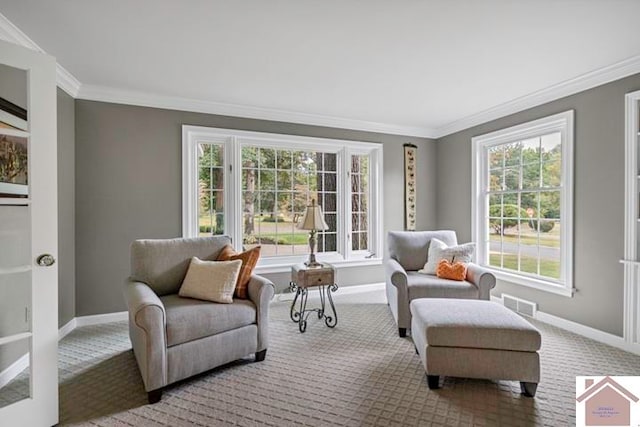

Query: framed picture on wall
<box><xmin>0</xmin><ymin>98</ymin><xmax>28</xmax><ymax>197</ymax></box>
<box><xmin>0</xmin><ymin>97</ymin><xmax>27</xmax><ymax>131</ymax></box>
<box><xmin>404</xmin><ymin>144</ymin><xmax>417</xmax><ymax>231</ymax></box>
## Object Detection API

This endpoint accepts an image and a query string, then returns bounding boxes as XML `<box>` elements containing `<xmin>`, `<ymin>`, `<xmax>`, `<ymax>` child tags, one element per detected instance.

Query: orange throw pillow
<box><xmin>435</xmin><ymin>259</ymin><xmax>467</xmax><ymax>281</ymax></box>
<box><xmin>216</xmin><ymin>245</ymin><xmax>261</xmax><ymax>299</ymax></box>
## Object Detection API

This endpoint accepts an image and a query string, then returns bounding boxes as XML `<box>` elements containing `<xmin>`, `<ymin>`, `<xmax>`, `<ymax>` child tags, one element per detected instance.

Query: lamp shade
<box><xmin>298</xmin><ymin>199</ymin><xmax>329</xmax><ymax>231</ymax></box>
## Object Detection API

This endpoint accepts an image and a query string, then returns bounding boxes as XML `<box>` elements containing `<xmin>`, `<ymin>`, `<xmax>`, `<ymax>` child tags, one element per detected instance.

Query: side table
<box><xmin>289</xmin><ymin>263</ymin><xmax>338</xmax><ymax>333</ymax></box>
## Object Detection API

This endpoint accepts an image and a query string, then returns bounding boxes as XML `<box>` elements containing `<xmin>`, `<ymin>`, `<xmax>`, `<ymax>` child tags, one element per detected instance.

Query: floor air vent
<box><xmin>502</xmin><ymin>294</ymin><xmax>537</xmax><ymax>317</ymax></box>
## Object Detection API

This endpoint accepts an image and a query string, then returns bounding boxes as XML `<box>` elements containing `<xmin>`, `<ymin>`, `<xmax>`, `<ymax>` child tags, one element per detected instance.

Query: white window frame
<box><xmin>471</xmin><ymin>110</ymin><xmax>575</xmax><ymax>297</ymax></box>
<box><xmin>182</xmin><ymin>125</ymin><xmax>383</xmax><ymax>273</ymax></box>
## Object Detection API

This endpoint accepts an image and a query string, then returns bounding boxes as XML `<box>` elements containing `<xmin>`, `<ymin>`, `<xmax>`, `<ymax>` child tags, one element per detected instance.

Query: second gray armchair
<box><xmin>385</xmin><ymin>230</ymin><xmax>496</xmax><ymax>337</ymax></box>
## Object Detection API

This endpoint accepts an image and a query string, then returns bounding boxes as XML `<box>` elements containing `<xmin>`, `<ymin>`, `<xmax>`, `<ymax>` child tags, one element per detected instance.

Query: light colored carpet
<box><xmin>5</xmin><ymin>290</ymin><xmax>640</xmax><ymax>426</ymax></box>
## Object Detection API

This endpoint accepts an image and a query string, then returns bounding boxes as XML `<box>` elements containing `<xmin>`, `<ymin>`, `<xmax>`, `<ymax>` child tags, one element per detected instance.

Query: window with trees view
<box><xmin>472</xmin><ymin>111</ymin><xmax>574</xmax><ymax>296</ymax></box>
<box><xmin>183</xmin><ymin>126</ymin><xmax>383</xmax><ymax>268</ymax></box>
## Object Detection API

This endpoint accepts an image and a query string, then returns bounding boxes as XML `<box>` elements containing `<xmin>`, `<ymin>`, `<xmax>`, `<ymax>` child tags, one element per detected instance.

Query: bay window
<box><xmin>183</xmin><ymin>126</ymin><xmax>383</xmax><ymax>271</ymax></box>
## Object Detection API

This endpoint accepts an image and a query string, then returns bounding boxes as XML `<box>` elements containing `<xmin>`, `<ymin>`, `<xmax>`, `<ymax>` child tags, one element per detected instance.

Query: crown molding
<box><xmin>0</xmin><ymin>12</ymin><xmax>81</xmax><ymax>97</ymax></box>
<box><xmin>433</xmin><ymin>54</ymin><xmax>640</xmax><ymax>139</ymax></box>
<box><xmin>78</xmin><ymin>84</ymin><xmax>436</xmax><ymax>138</ymax></box>
<box><xmin>55</xmin><ymin>63</ymin><xmax>81</xmax><ymax>97</ymax></box>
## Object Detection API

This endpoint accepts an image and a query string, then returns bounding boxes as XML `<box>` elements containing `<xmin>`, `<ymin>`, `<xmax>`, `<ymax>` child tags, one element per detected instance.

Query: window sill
<box><xmin>254</xmin><ymin>257</ymin><xmax>383</xmax><ymax>275</ymax></box>
<box><xmin>485</xmin><ymin>267</ymin><xmax>575</xmax><ymax>297</ymax></box>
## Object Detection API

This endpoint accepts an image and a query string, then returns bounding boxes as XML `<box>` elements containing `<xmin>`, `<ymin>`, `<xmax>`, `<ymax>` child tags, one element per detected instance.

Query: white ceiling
<box><xmin>2</xmin><ymin>0</ymin><xmax>640</xmax><ymax>137</ymax></box>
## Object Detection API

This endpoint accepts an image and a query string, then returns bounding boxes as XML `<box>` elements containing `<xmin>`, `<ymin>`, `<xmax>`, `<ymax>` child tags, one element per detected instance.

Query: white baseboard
<box><xmin>337</xmin><ymin>282</ymin><xmax>385</xmax><ymax>295</ymax></box>
<box><xmin>275</xmin><ymin>281</ymin><xmax>385</xmax><ymax>302</ymax></box>
<box><xmin>491</xmin><ymin>295</ymin><xmax>640</xmax><ymax>355</ymax></box>
<box><xmin>75</xmin><ymin>311</ymin><xmax>128</xmax><ymax>327</ymax></box>
<box><xmin>58</xmin><ymin>312</ymin><xmax>128</xmax><ymax>341</ymax></box>
<box><xmin>58</xmin><ymin>318</ymin><xmax>77</xmax><ymax>340</ymax></box>
<box><xmin>0</xmin><ymin>353</ymin><xmax>29</xmax><ymax>389</ymax></box>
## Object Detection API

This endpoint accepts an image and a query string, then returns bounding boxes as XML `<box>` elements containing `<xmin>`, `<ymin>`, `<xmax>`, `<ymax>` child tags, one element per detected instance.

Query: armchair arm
<box><xmin>247</xmin><ymin>274</ymin><xmax>275</xmax><ymax>351</ymax></box>
<box><xmin>385</xmin><ymin>258</ymin><xmax>411</xmax><ymax>329</ymax></box>
<box><xmin>385</xmin><ymin>258</ymin><xmax>408</xmax><ymax>291</ymax></box>
<box><xmin>123</xmin><ymin>279</ymin><xmax>168</xmax><ymax>391</ymax></box>
<box><xmin>466</xmin><ymin>263</ymin><xmax>497</xmax><ymax>300</ymax></box>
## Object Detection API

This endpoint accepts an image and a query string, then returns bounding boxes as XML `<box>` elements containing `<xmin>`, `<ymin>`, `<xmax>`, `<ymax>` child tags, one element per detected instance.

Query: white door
<box><xmin>0</xmin><ymin>40</ymin><xmax>58</xmax><ymax>426</ymax></box>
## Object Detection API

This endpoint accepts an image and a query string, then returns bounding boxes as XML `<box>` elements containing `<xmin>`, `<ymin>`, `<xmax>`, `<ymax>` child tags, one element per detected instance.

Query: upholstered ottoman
<box><xmin>410</xmin><ymin>298</ymin><xmax>541</xmax><ymax>397</ymax></box>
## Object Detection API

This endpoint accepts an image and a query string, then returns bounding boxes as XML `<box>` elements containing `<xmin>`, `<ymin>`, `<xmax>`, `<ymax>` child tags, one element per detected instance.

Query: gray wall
<box><xmin>75</xmin><ymin>100</ymin><xmax>436</xmax><ymax>316</ymax></box>
<box><xmin>0</xmin><ymin>63</ymin><xmax>26</xmax><ymax>109</ymax></box>
<box><xmin>57</xmin><ymin>88</ymin><xmax>75</xmax><ymax>327</ymax></box>
<box><xmin>436</xmin><ymin>72</ymin><xmax>640</xmax><ymax>337</ymax></box>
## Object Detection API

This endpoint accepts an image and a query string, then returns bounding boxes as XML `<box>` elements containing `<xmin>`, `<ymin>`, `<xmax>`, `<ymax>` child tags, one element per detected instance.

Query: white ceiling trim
<box><xmin>433</xmin><ymin>54</ymin><xmax>640</xmax><ymax>138</ymax></box>
<box><xmin>0</xmin><ymin>12</ymin><xmax>81</xmax><ymax>97</ymax></box>
<box><xmin>55</xmin><ymin>63</ymin><xmax>81</xmax><ymax>98</ymax></box>
<box><xmin>77</xmin><ymin>84</ymin><xmax>437</xmax><ymax>138</ymax></box>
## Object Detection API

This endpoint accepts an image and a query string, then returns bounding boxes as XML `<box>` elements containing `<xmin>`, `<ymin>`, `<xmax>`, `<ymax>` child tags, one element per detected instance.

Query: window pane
<box><xmin>294</xmin><ymin>171</ymin><xmax>308</xmax><ymax>187</ymax></box>
<box><xmin>542</xmin><ymin>158</ymin><xmax>561</xmax><ymax>187</ymax></box>
<box><xmin>277</xmin><ymin>192</ymin><xmax>292</xmax><ymax>217</ymax></box>
<box><xmin>521</xmin><ymin>163</ymin><xmax>540</xmax><ymax>189</ymax></box>
<box><xmin>198</xmin><ymin>143</ymin><xmax>225</xmax><ymax>236</ymax></box>
<box><xmin>520</xmin><ymin>192</ymin><xmax>538</xmax><ymax>219</ymax></box>
<box><xmin>504</xmin><ymin>168</ymin><xmax>519</xmax><ymax>191</ymax></box>
<box><xmin>489</xmin><ymin>169</ymin><xmax>503</xmax><ymax>191</ymax></box>
<box><xmin>210</xmin><ymin>167</ymin><xmax>223</xmax><ymax>190</ymax></box>
<box><xmin>321</xmin><ymin>192</ymin><xmax>337</xmax><ymax>213</ymax></box>
<box><xmin>488</xmin><ymin>146</ymin><xmax>504</xmax><ymax>169</ymax></box>
<box><xmin>243</xmin><ymin>145</ymin><xmax>338</xmax><ymax>258</ymax></box>
<box><xmin>259</xmin><ymin>148</ymin><xmax>275</xmax><ymax>168</ymax></box>
<box><xmin>504</xmin><ymin>143</ymin><xmax>521</xmax><ymax>167</ymax></box>
<box><xmin>276</xmin><ymin>150</ymin><xmax>292</xmax><ymax>169</ymax></box>
<box><xmin>351</xmin><ymin>154</ymin><xmax>370</xmax><ymax>251</ymax></box>
<box><xmin>323</xmin><ymin>153</ymin><xmax>337</xmax><ymax>171</ymax></box>
<box><xmin>351</xmin><ymin>232</ymin><xmax>360</xmax><ymax>250</ymax></box>
<box><xmin>259</xmin><ymin>170</ymin><xmax>275</xmax><ymax>188</ymax></box>
<box><xmin>541</xmin><ymin>132</ymin><xmax>561</xmax><ymax>159</ymax></box>
<box><xmin>539</xmin><ymin>190</ymin><xmax>560</xmax><ymax>219</ymax></box>
<box><xmin>521</xmin><ymin>137</ymin><xmax>540</xmax><ymax>164</ymax></box>
<box><xmin>323</xmin><ymin>173</ymin><xmax>337</xmax><ymax>191</ymax></box>
<box><xmin>277</xmin><ymin>170</ymin><xmax>291</xmax><ymax>188</ymax></box>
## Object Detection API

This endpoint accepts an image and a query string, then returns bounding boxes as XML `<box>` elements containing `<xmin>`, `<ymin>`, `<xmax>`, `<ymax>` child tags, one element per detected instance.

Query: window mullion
<box><xmin>341</xmin><ymin>148</ymin><xmax>350</xmax><ymax>260</ymax></box>
<box><xmin>230</xmin><ymin>137</ymin><xmax>241</xmax><ymax>249</ymax></box>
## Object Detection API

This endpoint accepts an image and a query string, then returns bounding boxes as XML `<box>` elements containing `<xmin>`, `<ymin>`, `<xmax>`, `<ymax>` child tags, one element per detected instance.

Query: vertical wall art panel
<box><xmin>404</xmin><ymin>144</ymin><xmax>417</xmax><ymax>230</ymax></box>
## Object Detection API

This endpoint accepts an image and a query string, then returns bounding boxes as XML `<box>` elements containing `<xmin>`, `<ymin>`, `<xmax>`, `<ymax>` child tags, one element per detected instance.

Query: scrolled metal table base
<box><xmin>289</xmin><ymin>281</ymin><xmax>338</xmax><ymax>333</ymax></box>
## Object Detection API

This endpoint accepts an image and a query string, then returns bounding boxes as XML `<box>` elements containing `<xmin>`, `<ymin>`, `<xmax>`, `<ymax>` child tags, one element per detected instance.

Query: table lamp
<box><xmin>298</xmin><ymin>199</ymin><xmax>329</xmax><ymax>267</ymax></box>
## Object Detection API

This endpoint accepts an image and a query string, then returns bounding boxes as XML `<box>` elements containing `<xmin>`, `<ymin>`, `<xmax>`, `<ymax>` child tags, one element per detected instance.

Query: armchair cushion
<box><xmin>161</xmin><ymin>294</ymin><xmax>257</xmax><ymax>347</ymax></box>
<box><xmin>388</xmin><ymin>230</ymin><xmax>458</xmax><ymax>271</ymax></box>
<box><xmin>131</xmin><ymin>236</ymin><xmax>231</xmax><ymax>296</ymax></box>
<box><xmin>217</xmin><ymin>245</ymin><xmax>261</xmax><ymax>299</ymax></box>
<box><xmin>178</xmin><ymin>258</ymin><xmax>242</xmax><ymax>304</ymax></box>
<box><xmin>406</xmin><ymin>272</ymin><xmax>479</xmax><ymax>300</ymax></box>
<box><xmin>420</xmin><ymin>238</ymin><xmax>475</xmax><ymax>274</ymax></box>
<box><xmin>435</xmin><ymin>260</ymin><xmax>468</xmax><ymax>281</ymax></box>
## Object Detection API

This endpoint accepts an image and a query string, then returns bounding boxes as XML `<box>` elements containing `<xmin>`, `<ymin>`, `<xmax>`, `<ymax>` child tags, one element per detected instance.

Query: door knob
<box><xmin>36</xmin><ymin>254</ymin><xmax>56</xmax><ymax>267</ymax></box>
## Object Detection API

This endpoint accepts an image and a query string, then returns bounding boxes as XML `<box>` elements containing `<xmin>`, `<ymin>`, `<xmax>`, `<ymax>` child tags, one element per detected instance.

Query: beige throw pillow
<box><xmin>419</xmin><ymin>238</ymin><xmax>475</xmax><ymax>275</ymax></box>
<box><xmin>178</xmin><ymin>257</ymin><xmax>242</xmax><ymax>304</ymax></box>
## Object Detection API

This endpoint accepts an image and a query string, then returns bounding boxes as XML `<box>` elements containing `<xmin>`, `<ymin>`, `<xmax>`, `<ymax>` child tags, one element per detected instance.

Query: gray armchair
<box><xmin>123</xmin><ymin>236</ymin><xmax>275</xmax><ymax>403</ymax></box>
<box><xmin>385</xmin><ymin>230</ymin><xmax>496</xmax><ymax>337</ymax></box>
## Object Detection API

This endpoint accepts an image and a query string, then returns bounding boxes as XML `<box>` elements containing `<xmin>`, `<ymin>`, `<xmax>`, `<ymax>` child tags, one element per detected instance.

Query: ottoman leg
<box><xmin>398</xmin><ymin>328</ymin><xmax>407</xmax><ymax>337</ymax></box>
<box><xmin>520</xmin><ymin>382</ymin><xmax>538</xmax><ymax>397</ymax></box>
<box><xmin>427</xmin><ymin>375</ymin><xmax>440</xmax><ymax>390</ymax></box>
